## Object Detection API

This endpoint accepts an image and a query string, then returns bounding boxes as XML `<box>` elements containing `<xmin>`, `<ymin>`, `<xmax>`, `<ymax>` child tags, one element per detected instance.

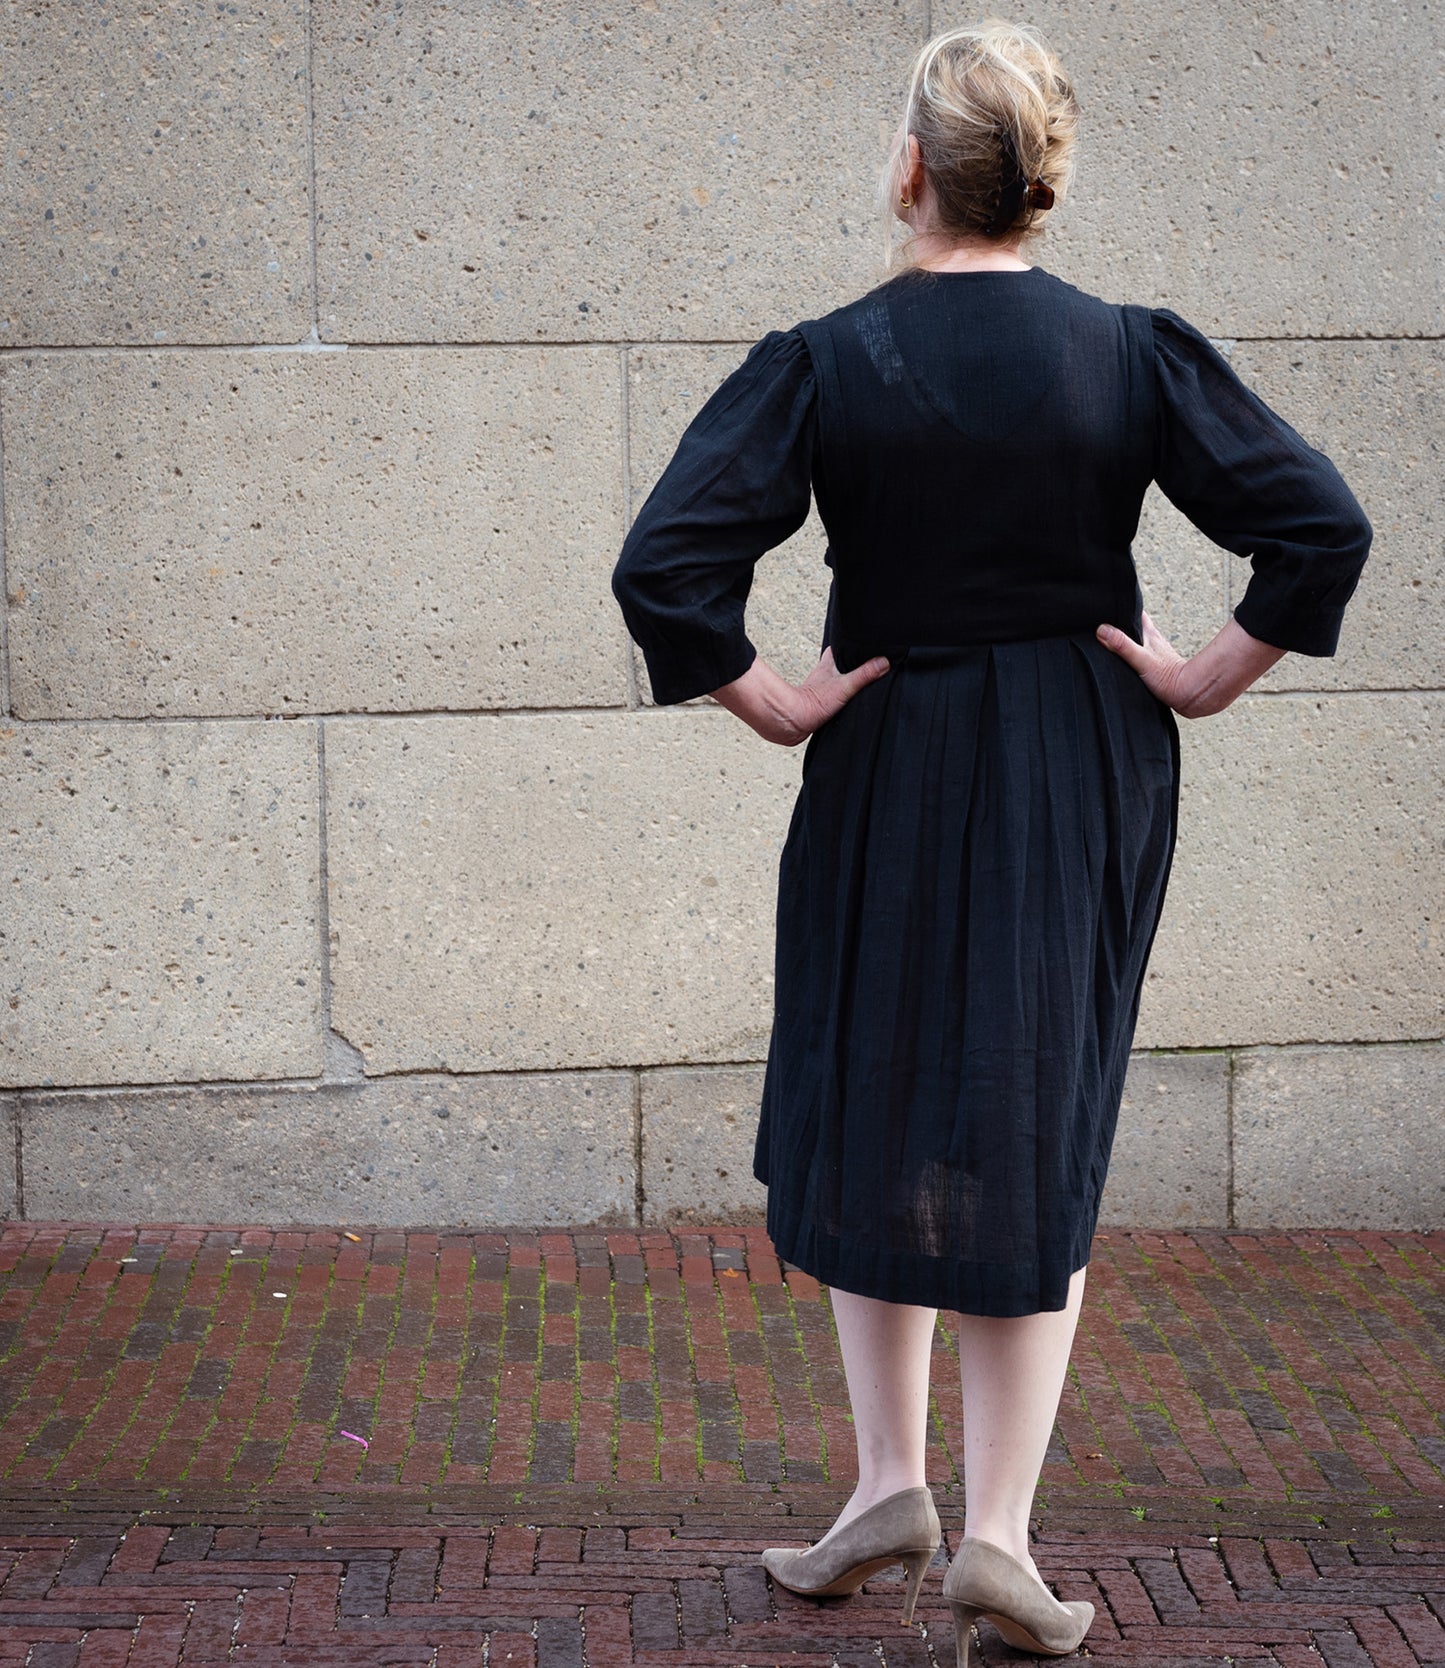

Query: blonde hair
<box><xmin>879</xmin><ymin>19</ymin><xmax>1079</xmax><ymax>268</ymax></box>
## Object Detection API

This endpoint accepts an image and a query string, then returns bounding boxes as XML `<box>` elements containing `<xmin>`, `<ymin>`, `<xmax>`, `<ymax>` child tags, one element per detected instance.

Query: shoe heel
<box><xmin>899</xmin><ymin>1547</ymin><xmax>932</xmax><ymax>1625</ymax></box>
<box><xmin>948</xmin><ymin>1601</ymin><xmax>981</xmax><ymax>1668</ymax></box>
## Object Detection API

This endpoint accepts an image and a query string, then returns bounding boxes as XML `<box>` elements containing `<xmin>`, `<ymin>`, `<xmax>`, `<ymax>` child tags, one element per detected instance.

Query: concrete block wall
<box><xmin>2</xmin><ymin>1</ymin><xmax>1440</xmax><ymax>1231</ymax></box>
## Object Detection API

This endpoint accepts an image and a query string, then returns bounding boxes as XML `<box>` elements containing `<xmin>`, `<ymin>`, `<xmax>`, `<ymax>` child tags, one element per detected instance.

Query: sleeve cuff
<box><xmin>1231</xmin><ymin>594</ymin><xmax>1344</xmax><ymax>658</ymax></box>
<box><xmin>638</xmin><ymin>635</ymin><xmax>759</xmax><ymax>706</ymax></box>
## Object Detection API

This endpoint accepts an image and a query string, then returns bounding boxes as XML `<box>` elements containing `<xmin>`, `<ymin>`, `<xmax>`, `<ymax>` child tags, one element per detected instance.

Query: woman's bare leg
<box><xmin>819</xmin><ymin>1287</ymin><xmax>937</xmax><ymax>1543</ymax></box>
<box><xmin>955</xmin><ymin>1266</ymin><xmax>1087</xmax><ymax>1576</ymax></box>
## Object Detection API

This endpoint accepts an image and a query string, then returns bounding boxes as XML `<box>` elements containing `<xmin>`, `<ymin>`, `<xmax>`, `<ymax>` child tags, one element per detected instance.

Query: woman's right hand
<box><xmin>709</xmin><ymin>645</ymin><xmax>892</xmax><ymax>745</ymax></box>
<box><xmin>1096</xmin><ymin>612</ymin><xmax>1286</xmax><ymax>718</ymax></box>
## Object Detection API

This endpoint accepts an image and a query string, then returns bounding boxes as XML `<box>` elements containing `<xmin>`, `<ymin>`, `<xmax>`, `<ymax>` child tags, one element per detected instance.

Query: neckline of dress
<box><xmin>910</xmin><ymin>263</ymin><xmax>1044</xmax><ymax>277</ymax></box>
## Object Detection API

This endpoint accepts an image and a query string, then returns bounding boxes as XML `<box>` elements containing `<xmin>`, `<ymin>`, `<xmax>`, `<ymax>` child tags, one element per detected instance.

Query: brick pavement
<box><xmin>0</xmin><ymin>1223</ymin><xmax>1441</xmax><ymax>1665</ymax></box>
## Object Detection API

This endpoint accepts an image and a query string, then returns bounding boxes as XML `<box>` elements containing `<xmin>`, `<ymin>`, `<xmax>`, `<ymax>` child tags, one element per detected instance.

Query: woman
<box><xmin>611</xmin><ymin>20</ymin><xmax>1371</xmax><ymax>1666</ymax></box>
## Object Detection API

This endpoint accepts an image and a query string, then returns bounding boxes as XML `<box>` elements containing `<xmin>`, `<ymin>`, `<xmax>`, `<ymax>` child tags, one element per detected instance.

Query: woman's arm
<box><xmin>610</xmin><ymin>330</ymin><xmax>821</xmax><ymax>709</ymax></box>
<box><xmin>1096</xmin><ymin>613</ymin><xmax>1285</xmax><ymax>718</ymax></box>
<box><xmin>708</xmin><ymin>645</ymin><xmax>893</xmax><ymax>745</ymax></box>
<box><xmin>1149</xmin><ymin>310</ymin><xmax>1372</xmax><ymax>660</ymax></box>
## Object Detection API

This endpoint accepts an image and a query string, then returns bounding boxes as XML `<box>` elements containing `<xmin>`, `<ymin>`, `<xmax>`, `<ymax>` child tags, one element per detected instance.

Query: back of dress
<box><xmin>612</xmin><ymin>265</ymin><xmax>1370</xmax><ymax>710</ymax></box>
<box><xmin>799</xmin><ymin>266</ymin><xmax>1155</xmax><ymax>671</ymax></box>
<box><xmin>609</xmin><ymin>264</ymin><xmax>1371</xmax><ymax>1318</ymax></box>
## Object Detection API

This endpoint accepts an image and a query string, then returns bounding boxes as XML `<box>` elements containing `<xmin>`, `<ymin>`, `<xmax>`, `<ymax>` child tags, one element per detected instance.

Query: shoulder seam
<box><xmin>1120</xmin><ymin>303</ymin><xmax>1160</xmax><ymax>477</ymax></box>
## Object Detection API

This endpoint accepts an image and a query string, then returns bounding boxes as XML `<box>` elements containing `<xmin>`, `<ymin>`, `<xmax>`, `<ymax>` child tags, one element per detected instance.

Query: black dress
<box><xmin>611</xmin><ymin>265</ymin><xmax>1371</xmax><ymax>1317</ymax></box>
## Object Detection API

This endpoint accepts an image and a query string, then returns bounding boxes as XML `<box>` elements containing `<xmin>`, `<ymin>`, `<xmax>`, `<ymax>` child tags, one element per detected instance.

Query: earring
<box><xmin>899</xmin><ymin>187</ymin><xmax>914</xmax><ymax>209</ymax></box>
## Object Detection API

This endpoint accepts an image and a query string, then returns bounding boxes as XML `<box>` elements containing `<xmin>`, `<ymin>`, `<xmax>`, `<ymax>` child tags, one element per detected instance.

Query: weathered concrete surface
<box><xmin>1136</xmin><ymin>694</ymin><xmax>1441</xmax><ymax>1049</ymax></box>
<box><xmin>0</xmin><ymin>719</ymin><xmax>322</xmax><ymax>1089</ymax></box>
<box><xmin>640</xmin><ymin>1064</ymin><xmax>768</xmax><ymax>1225</ymax></box>
<box><xmin>626</xmin><ymin>346</ymin><xmax>833</xmax><ymax>700</ymax></box>
<box><xmin>2</xmin><ymin>349</ymin><xmax>626</xmax><ymax>719</ymax></box>
<box><xmin>1100</xmin><ymin>1052</ymin><xmax>1230</xmax><ymax>1228</ymax></box>
<box><xmin>0</xmin><ymin>1</ymin><xmax>312</xmax><ymax>346</ymax></box>
<box><xmin>326</xmin><ymin>712</ymin><xmax>801</xmax><ymax>1075</ymax></box>
<box><xmin>1233</xmin><ymin>1042</ymin><xmax>1445</xmax><ymax>1230</ymax></box>
<box><xmin>1132</xmin><ymin>491</ymin><xmax>1232</xmax><ymax>661</ymax></box>
<box><xmin>0</xmin><ymin>1095</ymin><xmax>15</xmax><ymax>1218</ymax></box>
<box><xmin>313</xmin><ymin>2</ymin><xmax>925</xmax><ymax>342</ymax></box>
<box><xmin>20</xmin><ymin>1073</ymin><xmax>635</xmax><ymax>1226</ymax></box>
<box><xmin>322</xmin><ymin>694</ymin><xmax>1437</xmax><ymax>1080</ymax></box>
<box><xmin>0</xmin><ymin>0</ymin><xmax>1434</xmax><ymax>1235</ymax></box>
<box><xmin>314</xmin><ymin>0</ymin><xmax>1440</xmax><ymax>344</ymax></box>
<box><xmin>1232</xmin><ymin>342</ymin><xmax>1443</xmax><ymax>691</ymax></box>
<box><xmin>937</xmin><ymin>0</ymin><xmax>1441</xmax><ymax>338</ymax></box>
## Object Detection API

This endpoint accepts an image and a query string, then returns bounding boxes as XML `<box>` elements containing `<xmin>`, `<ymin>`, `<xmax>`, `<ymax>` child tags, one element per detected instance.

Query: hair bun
<box><xmin>880</xmin><ymin>20</ymin><xmax>1078</xmax><ymax>256</ymax></box>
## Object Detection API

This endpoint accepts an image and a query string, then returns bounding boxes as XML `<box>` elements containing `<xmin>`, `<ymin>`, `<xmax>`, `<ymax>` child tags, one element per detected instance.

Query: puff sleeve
<box><xmin>1151</xmin><ymin>309</ymin><xmax>1372</xmax><ymax>656</ymax></box>
<box><xmin>610</xmin><ymin>328</ymin><xmax>817</xmax><ymax>706</ymax></box>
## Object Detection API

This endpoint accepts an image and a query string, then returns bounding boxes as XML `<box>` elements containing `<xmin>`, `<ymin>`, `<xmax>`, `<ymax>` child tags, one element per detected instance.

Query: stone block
<box><xmin>326</xmin><ymin>711</ymin><xmax>801</xmax><ymax>1075</ymax></box>
<box><xmin>1233</xmin><ymin>1043</ymin><xmax>1445</xmax><ymax>1229</ymax></box>
<box><xmin>0</xmin><ymin>1095</ymin><xmax>15</xmax><ymax>1218</ymax></box>
<box><xmin>0</xmin><ymin>2</ymin><xmax>311</xmax><ymax>345</ymax></box>
<box><xmin>641</xmin><ymin>1065</ymin><xmax>768</xmax><ymax>1225</ymax></box>
<box><xmin>936</xmin><ymin>0</ymin><xmax>1440</xmax><ymax>337</ymax></box>
<box><xmin>2</xmin><ymin>348</ymin><xmax>626</xmax><ymax>718</ymax></box>
<box><xmin>1230</xmin><ymin>342</ymin><xmax>1442</xmax><ymax>691</ymax></box>
<box><xmin>314</xmin><ymin>2</ymin><xmax>925</xmax><ymax>342</ymax></box>
<box><xmin>1099</xmin><ymin>1052</ymin><xmax>1229</xmax><ymax>1228</ymax></box>
<box><xmin>0</xmin><ymin>719</ymin><xmax>321</xmax><ymax>1088</ymax></box>
<box><xmin>21</xmin><ymin>1073</ymin><xmax>636</xmax><ymax>1226</ymax></box>
<box><xmin>626</xmin><ymin>346</ymin><xmax>833</xmax><ymax>699</ymax></box>
<box><xmin>1135</xmin><ymin>693</ymin><xmax>1441</xmax><ymax>1049</ymax></box>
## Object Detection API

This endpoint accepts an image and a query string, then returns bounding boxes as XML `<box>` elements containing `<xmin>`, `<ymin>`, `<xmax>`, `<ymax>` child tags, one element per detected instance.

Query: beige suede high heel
<box><xmin>761</xmin><ymin>1486</ymin><xmax>941</xmax><ymax>1625</ymax></box>
<box><xmin>943</xmin><ymin>1537</ymin><xmax>1094</xmax><ymax>1666</ymax></box>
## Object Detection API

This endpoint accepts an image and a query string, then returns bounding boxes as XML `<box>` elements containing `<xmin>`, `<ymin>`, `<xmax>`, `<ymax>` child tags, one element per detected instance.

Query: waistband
<box><xmin>830</xmin><ymin>621</ymin><xmax>1143</xmax><ymax>675</ymax></box>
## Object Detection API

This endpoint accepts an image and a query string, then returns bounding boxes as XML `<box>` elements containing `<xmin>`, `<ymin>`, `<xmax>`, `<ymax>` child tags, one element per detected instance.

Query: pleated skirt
<box><xmin>753</xmin><ymin>630</ymin><xmax>1182</xmax><ymax>1317</ymax></box>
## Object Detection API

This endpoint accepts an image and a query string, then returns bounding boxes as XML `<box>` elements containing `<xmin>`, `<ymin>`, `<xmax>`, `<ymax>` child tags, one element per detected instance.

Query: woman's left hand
<box><xmin>786</xmin><ymin>645</ymin><xmax>892</xmax><ymax>741</ymax></box>
<box><xmin>709</xmin><ymin>644</ymin><xmax>891</xmax><ymax>745</ymax></box>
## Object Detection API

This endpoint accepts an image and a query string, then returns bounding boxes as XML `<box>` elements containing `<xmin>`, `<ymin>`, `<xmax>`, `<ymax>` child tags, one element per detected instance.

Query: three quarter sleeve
<box><xmin>1151</xmin><ymin>309</ymin><xmax>1372</xmax><ymax>656</ymax></box>
<box><xmin>611</xmin><ymin>329</ymin><xmax>818</xmax><ymax>706</ymax></box>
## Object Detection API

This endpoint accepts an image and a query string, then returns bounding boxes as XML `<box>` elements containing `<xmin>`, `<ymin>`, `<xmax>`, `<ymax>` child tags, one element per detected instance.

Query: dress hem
<box><xmin>759</xmin><ymin>1188</ymin><xmax>1093</xmax><ymax>1319</ymax></box>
